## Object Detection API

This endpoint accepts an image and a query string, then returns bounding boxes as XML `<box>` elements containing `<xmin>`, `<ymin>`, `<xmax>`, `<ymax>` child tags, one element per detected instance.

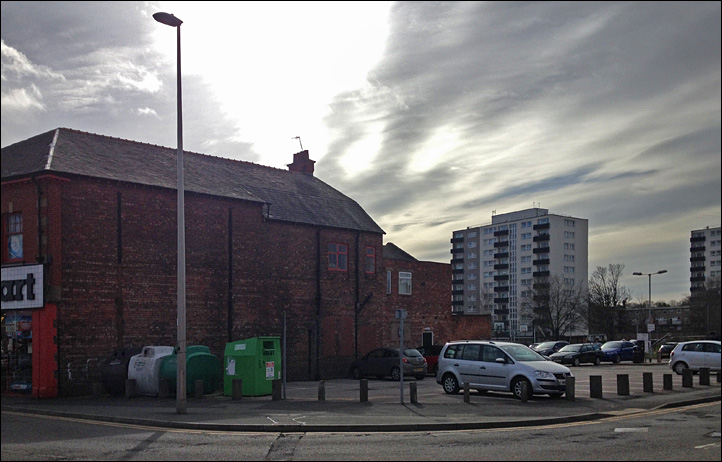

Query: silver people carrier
<box><xmin>436</xmin><ymin>340</ymin><xmax>573</xmax><ymax>399</ymax></box>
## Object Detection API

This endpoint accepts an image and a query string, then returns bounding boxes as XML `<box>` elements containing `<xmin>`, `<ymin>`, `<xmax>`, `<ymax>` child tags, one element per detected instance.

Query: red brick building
<box><xmin>1</xmin><ymin>128</ymin><xmax>489</xmax><ymax>397</ymax></box>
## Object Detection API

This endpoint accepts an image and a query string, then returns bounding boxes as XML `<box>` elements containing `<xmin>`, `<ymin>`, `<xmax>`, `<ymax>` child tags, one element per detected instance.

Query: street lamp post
<box><xmin>153</xmin><ymin>11</ymin><xmax>186</xmax><ymax>415</ymax></box>
<box><xmin>632</xmin><ymin>270</ymin><xmax>668</xmax><ymax>335</ymax></box>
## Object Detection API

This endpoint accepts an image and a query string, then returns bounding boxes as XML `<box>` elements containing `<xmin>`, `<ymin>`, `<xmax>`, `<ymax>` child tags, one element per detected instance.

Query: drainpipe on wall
<box><xmin>315</xmin><ymin>229</ymin><xmax>322</xmax><ymax>380</ymax></box>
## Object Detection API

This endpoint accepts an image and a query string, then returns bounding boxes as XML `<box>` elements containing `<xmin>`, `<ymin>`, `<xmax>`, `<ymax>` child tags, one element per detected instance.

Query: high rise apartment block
<box><xmin>451</xmin><ymin>208</ymin><xmax>588</xmax><ymax>341</ymax></box>
<box><xmin>690</xmin><ymin>226</ymin><xmax>721</xmax><ymax>294</ymax></box>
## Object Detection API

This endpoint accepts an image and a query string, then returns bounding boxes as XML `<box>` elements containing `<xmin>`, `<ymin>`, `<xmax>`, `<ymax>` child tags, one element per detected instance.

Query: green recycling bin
<box><xmin>224</xmin><ymin>336</ymin><xmax>281</xmax><ymax>397</ymax></box>
<box><xmin>160</xmin><ymin>345</ymin><xmax>221</xmax><ymax>396</ymax></box>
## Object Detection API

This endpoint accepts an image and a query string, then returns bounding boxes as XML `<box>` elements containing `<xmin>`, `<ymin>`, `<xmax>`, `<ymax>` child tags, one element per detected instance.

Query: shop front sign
<box><xmin>1</xmin><ymin>264</ymin><xmax>44</xmax><ymax>309</ymax></box>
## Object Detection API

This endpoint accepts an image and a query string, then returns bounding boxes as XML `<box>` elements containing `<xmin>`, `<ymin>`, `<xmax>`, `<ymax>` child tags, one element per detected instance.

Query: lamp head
<box><xmin>632</xmin><ymin>272</ymin><xmax>642</xmax><ymax>276</ymax></box>
<box><xmin>153</xmin><ymin>12</ymin><xmax>183</xmax><ymax>27</ymax></box>
<box><xmin>657</xmin><ymin>270</ymin><xmax>668</xmax><ymax>274</ymax></box>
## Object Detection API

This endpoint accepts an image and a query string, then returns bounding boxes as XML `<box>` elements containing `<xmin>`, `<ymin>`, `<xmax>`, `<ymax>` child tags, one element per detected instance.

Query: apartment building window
<box><xmin>468</xmin><ymin>241</ymin><xmax>477</xmax><ymax>248</ymax></box>
<box><xmin>467</xmin><ymin>252</ymin><xmax>477</xmax><ymax>259</ymax></box>
<box><xmin>564</xmin><ymin>243</ymin><xmax>575</xmax><ymax>250</ymax></box>
<box><xmin>328</xmin><ymin>243</ymin><xmax>348</xmax><ymax>271</ymax></box>
<box><xmin>387</xmin><ymin>270</ymin><xmax>392</xmax><ymax>294</ymax></box>
<box><xmin>399</xmin><ymin>271</ymin><xmax>412</xmax><ymax>295</ymax></box>
<box><xmin>564</xmin><ymin>231</ymin><xmax>575</xmax><ymax>239</ymax></box>
<box><xmin>565</xmin><ymin>219</ymin><xmax>575</xmax><ymax>227</ymax></box>
<box><xmin>521</xmin><ymin>244</ymin><xmax>531</xmax><ymax>251</ymax></box>
<box><xmin>564</xmin><ymin>266</ymin><xmax>575</xmax><ymax>273</ymax></box>
<box><xmin>468</xmin><ymin>262</ymin><xmax>478</xmax><ymax>269</ymax></box>
<box><xmin>521</xmin><ymin>267</ymin><xmax>532</xmax><ymax>274</ymax></box>
<box><xmin>520</xmin><ymin>255</ymin><xmax>531</xmax><ymax>262</ymax></box>
<box><xmin>521</xmin><ymin>233</ymin><xmax>531</xmax><ymax>240</ymax></box>
<box><xmin>365</xmin><ymin>247</ymin><xmax>376</xmax><ymax>273</ymax></box>
<box><xmin>537</xmin><ymin>218</ymin><xmax>549</xmax><ymax>224</ymax></box>
<box><xmin>4</xmin><ymin>212</ymin><xmax>23</xmax><ymax>261</ymax></box>
<box><xmin>521</xmin><ymin>221</ymin><xmax>532</xmax><ymax>228</ymax></box>
<box><xmin>564</xmin><ymin>254</ymin><xmax>575</xmax><ymax>262</ymax></box>
<box><xmin>564</xmin><ymin>278</ymin><xmax>575</xmax><ymax>286</ymax></box>
<box><xmin>468</xmin><ymin>231</ymin><xmax>477</xmax><ymax>238</ymax></box>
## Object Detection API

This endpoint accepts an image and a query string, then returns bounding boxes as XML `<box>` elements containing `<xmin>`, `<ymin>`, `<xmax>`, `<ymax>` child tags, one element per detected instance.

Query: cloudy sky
<box><xmin>2</xmin><ymin>1</ymin><xmax>720</xmax><ymax>303</ymax></box>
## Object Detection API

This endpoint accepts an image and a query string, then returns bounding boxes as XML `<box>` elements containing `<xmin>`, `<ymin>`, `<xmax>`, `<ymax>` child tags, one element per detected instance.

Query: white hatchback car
<box><xmin>436</xmin><ymin>340</ymin><xmax>573</xmax><ymax>399</ymax></box>
<box><xmin>669</xmin><ymin>340</ymin><xmax>721</xmax><ymax>375</ymax></box>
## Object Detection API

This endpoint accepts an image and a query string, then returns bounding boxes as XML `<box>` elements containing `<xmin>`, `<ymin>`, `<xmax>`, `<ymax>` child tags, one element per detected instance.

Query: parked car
<box><xmin>436</xmin><ymin>340</ymin><xmax>573</xmax><ymax>399</ymax></box>
<box><xmin>349</xmin><ymin>347</ymin><xmax>427</xmax><ymax>381</ymax></box>
<box><xmin>532</xmin><ymin>341</ymin><xmax>569</xmax><ymax>357</ymax></box>
<box><xmin>548</xmin><ymin>343</ymin><xmax>605</xmax><ymax>366</ymax></box>
<box><xmin>658</xmin><ymin>342</ymin><xmax>677</xmax><ymax>359</ymax></box>
<box><xmin>669</xmin><ymin>340</ymin><xmax>721</xmax><ymax>375</ymax></box>
<box><xmin>600</xmin><ymin>340</ymin><xmax>637</xmax><ymax>363</ymax></box>
<box><xmin>416</xmin><ymin>344</ymin><xmax>444</xmax><ymax>375</ymax></box>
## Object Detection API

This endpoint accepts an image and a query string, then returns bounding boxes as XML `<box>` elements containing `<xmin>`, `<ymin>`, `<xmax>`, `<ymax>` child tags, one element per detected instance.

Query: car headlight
<box><xmin>534</xmin><ymin>370</ymin><xmax>555</xmax><ymax>379</ymax></box>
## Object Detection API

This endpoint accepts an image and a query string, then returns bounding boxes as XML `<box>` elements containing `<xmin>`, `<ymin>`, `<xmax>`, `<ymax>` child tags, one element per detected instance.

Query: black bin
<box><xmin>632</xmin><ymin>340</ymin><xmax>645</xmax><ymax>363</ymax></box>
<box><xmin>100</xmin><ymin>347</ymin><xmax>144</xmax><ymax>396</ymax></box>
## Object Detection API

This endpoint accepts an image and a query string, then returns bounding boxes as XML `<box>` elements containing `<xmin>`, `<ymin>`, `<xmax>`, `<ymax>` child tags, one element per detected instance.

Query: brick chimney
<box><xmin>287</xmin><ymin>150</ymin><xmax>315</xmax><ymax>175</ymax></box>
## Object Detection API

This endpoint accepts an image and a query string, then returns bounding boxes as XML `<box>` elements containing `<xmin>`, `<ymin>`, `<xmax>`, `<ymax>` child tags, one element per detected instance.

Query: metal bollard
<box><xmin>520</xmin><ymin>381</ymin><xmax>528</xmax><ymax>403</ymax></box>
<box><xmin>699</xmin><ymin>368</ymin><xmax>710</xmax><ymax>386</ymax></box>
<box><xmin>360</xmin><ymin>379</ymin><xmax>368</xmax><ymax>402</ymax></box>
<box><xmin>617</xmin><ymin>374</ymin><xmax>630</xmax><ymax>396</ymax></box>
<box><xmin>463</xmin><ymin>382</ymin><xmax>470</xmax><ymax>403</ymax></box>
<box><xmin>565</xmin><ymin>376</ymin><xmax>575</xmax><ymax>401</ymax></box>
<box><xmin>92</xmin><ymin>382</ymin><xmax>104</xmax><ymax>398</ymax></box>
<box><xmin>125</xmin><ymin>379</ymin><xmax>136</xmax><ymax>398</ymax></box>
<box><xmin>410</xmin><ymin>381</ymin><xmax>417</xmax><ymax>404</ymax></box>
<box><xmin>317</xmin><ymin>380</ymin><xmax>326</xmax><ymax>401</ymax></box>
<box><xmin>195</xmin><ymin>379</ymin><xmax>204</xmax><ymax>399</ymax></box>
<box><xmin>159</xmin><ymin>378</ymin><xmax>171</xmax><ymax>399</ymax></box>
<box><xmin>682</xmin><ymin>368</ymin><xmax>693</xmax><ymax>388</ymax></box>
<box><xmin>663</xmin><ymin>374</ymin><xmax>673</xmax><ymax>390</ymax></box>
<box><xmin>590</xmin><ymin>375</ymin><xmax>603</xmax><ymax>399</ymax></box>
<box><xmin>272</xmin><ymin>379</ymin><xmax>282</xmax><ymax>401</ymax></box>
<box><xmin>643</xmin><ymin>372</ymin><xmax>653</xmax><ymax>393</ymax></box>
<box><xmin>717</xmin><ymin>371</ymin><xmax>721</xmax><ymax>384</ymax></box>
<box><xmin>232</xmin><ymin>378</ymin><xmax>243</xmax><ymax>400</ymax></box>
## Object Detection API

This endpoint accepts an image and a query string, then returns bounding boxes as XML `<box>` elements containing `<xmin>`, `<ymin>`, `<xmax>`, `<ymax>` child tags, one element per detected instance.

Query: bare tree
<box><xmin>588</xmin><ymin>264</ymin><xmax>632</xmax><ymax>340</ymax></box>
<box><xmin>524</xmin><ymin>274</ymin><xmax>588</xmax><ymax>341</ymax></box>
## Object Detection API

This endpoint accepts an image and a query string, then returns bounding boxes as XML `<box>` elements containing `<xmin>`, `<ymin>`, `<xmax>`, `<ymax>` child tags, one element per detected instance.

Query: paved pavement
<box><xmin>2</xmin><ymin>366</ymin><xmax>720</xmax><ymax>433</ymax></box>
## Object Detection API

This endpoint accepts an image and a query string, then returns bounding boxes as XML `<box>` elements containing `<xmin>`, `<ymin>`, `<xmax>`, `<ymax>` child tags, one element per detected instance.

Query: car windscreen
<box><xmin>601</xmin><ymin>341</ymin><xmax>622</xmax><ymax>350</ymax></box>
<box><xmin>500</xmin><ymin>344</ymin><xmax>547</xmax><ymax>362</ymax></box>
<box><xmin>558</xmin><ymin>345</ymin><xmax>581</xmax><ymax>352</ymax></box>
<box><xmin>536</xmin><ymin>341</ymin><xmax>557</xmax><ymax>349</ymax></box>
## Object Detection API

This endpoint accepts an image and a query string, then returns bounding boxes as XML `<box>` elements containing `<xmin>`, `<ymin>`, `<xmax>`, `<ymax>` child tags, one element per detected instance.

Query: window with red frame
<box><xmin>365</xmin><ymin>246</ymin><xmax>376</xmax><ymax>274</ymax></box>
<box><xmin>5</xmin><ymin>212</ymin><xmax>23</xmax><ymax>262</ymax></box>
<box><xmin>328</xmin><ymin>243</ymin><xmax>348</xmax><ymax>271</ymax></box>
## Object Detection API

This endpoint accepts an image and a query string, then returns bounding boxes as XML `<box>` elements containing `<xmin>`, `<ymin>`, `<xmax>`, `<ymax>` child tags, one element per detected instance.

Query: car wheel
<box><xmin>512</xmin><ymin>377</ymin><xmax>532</xmax><ymax>400</ymax></box>
<box><xmin>594</xmin><ymin>357</ymin><xmax>601</xmax><ymax>366</ymax></box>
<box><xmin>572</xmin><ymin>358</ymin><xmax>580</xmax><ymax>367</ymax></box>
<box><xmin>442</xmin><ymin>373</ymin><xmax>460</xmax><ymax>394</ymax></box>
<box><xmin>673</xmin><ymin>361</ymin><xmax>688</xmax><ymax>375</ymax></box>
<box><xmin>432</xmin><ymin>364</ymin><xmax>439</xmax><ymax>375</ymax></box>
<box><xmin>391</xmin><ymin>367</ymin><xmax>401</xmax><ymax>381</ymax></box>
<box><xmin>351</xmin><ymin>367</ymin><xmax>363</xmax><ymax>380</ymax></box>
<box><xmin>613</xmin><ymin>355</ymin><xmax>620</xmax><ymax>364</ymax></box>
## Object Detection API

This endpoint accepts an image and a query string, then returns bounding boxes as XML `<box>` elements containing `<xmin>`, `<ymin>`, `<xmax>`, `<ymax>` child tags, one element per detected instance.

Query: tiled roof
<box><xmin>383</xmin><ymin>242</ymin><xmax>418</xmax><ymax>261</ymax></box>
<box><xmin>1</xmin><ymin>128</ymin><xmax>384</xmax><ymax>234</ymax></box>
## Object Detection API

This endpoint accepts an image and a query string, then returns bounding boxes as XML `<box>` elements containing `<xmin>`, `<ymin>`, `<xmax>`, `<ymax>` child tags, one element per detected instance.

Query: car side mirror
<box><xmin>495</xmin><ymin>357</ymin><xmax>507</xmax><ymax>364</ymax></box>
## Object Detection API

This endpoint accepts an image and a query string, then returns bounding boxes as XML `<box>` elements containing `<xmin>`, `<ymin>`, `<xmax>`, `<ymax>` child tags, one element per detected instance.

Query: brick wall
<box><xmin>4</xmin><ymin>174</ymin><xmax>486</xmax><ymax>396</ymax></box>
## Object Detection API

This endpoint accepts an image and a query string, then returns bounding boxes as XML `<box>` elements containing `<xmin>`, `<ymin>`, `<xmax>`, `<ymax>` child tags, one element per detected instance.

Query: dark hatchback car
<box><xmin>349</xmin><ymin>347</ymin><xmax>427</xmax><ymax>381</ymax></box>
<box><xmin>416</xmin><ymin>344</ymin><xmax>444</xmax><ymax>375</ymax></box>
<box><xmin>532</xmin><ymin>341</ymin><xmax>570</xmax><ymax>357</ymax></box>
<box><xmin>658</xmin><ymin>342</ymin><xmax>677</xmax><ymax>359</ymax></box>
<box><xmin>600</xmin><ymin>340</ymin><xmax>637</xmax><ymax>363</ymax></box>
<box><xmin>549</xmin><ymin>343</ymin><xmax>605</xmax><ymax>366</ymax></box>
